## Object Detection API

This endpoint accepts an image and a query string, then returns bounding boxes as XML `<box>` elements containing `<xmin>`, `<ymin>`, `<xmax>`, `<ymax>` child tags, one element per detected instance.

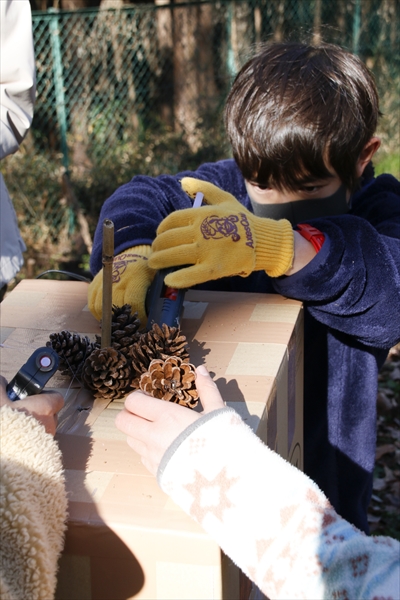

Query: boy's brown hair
<box><xmin>225</xmin><ymin>42</ymin><xmax>380</xmax><ymax>192</ymax></box>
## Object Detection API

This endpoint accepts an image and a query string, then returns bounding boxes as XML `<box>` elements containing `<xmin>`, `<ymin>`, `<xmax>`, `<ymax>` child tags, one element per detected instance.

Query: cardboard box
<box><xmin>0</xmin><ymin>280</ymin><xmax>303</xmax><ymax>599</ymax></box>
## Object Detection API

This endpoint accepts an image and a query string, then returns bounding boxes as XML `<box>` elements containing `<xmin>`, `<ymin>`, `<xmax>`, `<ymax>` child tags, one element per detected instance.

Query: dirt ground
<box><xmin>368</xmin><ymin>343</ymin><xmax>400</xmax><ymax>540</ymax></box>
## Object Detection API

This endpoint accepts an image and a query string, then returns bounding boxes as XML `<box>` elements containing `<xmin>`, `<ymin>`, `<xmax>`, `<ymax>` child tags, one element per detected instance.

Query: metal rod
<box><xmin>101</xmin><ymin>219</ymin><xmax>114</xmax><ymax>348</ymax></box>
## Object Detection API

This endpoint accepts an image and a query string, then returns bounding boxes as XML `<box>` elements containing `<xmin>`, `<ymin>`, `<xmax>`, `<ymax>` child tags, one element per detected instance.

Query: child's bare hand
<box><xmin>0</xmin><ymin>375</ymin><xmax>64</xmax><ymax>436</ymax></box>
<box><xmin>115</xmin><ymin>365</ymin><xmax>225</xmax><ymax>475</ymax></box>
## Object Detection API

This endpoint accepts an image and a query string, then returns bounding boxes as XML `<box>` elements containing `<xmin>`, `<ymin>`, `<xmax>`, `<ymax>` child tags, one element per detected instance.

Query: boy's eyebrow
<box><xmin>249</xmin><ymin>172</ymin><xmax>336</xmax><ymax>188</ymax></box>
<box><xmin>293</xmin><ymin>173</ymin><xmax>336</xmax><ymax>186</ymax></box>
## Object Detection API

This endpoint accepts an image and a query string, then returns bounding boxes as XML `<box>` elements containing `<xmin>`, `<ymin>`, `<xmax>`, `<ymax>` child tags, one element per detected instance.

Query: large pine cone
<box><xmin>130</xmin><ymin>323</ymin><xmax>190</xmax><ymax>387</ymax></box>
<box><xmin>83</xmin><ymin>346</ymin><xmax>134</xmax><ymax>400</ymax></box>
<box><xmin>47</xmin><ymin>331</ymin><xmax>95</xmax><ymax>377</ymax></box>
<box><xmin>96</xmin><ymin>304</ymin><xmax>142</xmax><ymax>358</ymax></box>
<box><xmin>139</xmin><ymin>356</ymin><xmax>198</xmax><ymax>408</ymax></box>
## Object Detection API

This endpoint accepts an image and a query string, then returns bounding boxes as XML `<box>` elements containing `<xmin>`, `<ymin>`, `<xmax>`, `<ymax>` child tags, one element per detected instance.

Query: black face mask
<box><xmin>249</xmin><ymin>184</ymin><xmax>349</xmax><ymax>226</ymax></box>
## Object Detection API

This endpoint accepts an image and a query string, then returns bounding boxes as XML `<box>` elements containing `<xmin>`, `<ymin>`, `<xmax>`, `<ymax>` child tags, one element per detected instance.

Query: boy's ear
<box><xmin>356</xmin><ymin>137</ymin><xmax>381</xmax><ymax>177</ymax></box>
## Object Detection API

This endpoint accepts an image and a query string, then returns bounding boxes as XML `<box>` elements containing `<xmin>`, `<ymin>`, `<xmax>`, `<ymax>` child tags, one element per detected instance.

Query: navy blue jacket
<box><xmin>91</xmin><ymin>159</ymin><xmax>400</xmax><ymax>533</ymax></box>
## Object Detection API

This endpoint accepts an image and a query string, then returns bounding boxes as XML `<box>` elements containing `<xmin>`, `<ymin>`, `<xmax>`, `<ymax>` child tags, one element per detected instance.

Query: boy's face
<box><xmin>244</xmin><ymin>137</ymin><xmax>380</xmax><ymax>206</ymax></box>
<box><xmin>245</xmin><ymin>170</ymin><xmax>349</xmax><ymax>205</ymax></box>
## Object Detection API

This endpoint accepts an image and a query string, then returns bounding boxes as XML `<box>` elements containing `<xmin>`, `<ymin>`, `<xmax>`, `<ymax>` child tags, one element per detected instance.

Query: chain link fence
<box><xmin>2</xmin><ymin>0</ymin><xmax>399</xmax><ymax>276</ymax></box>
<box><xmin>31</xmin><ymin>0</ymin><xmax>399</xmax><ymax>169</ymax></box>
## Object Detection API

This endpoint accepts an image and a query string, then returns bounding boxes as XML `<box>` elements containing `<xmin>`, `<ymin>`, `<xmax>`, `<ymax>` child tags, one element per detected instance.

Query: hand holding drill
<box><xmin>149</xmin><ymin>178</ymin><xmax>294</xmax><ymax>287</ymax></box>
<box><xmin>87</xmin><ymin>179</ymin><xmax>295</xmax><ymax>324</ymax></box>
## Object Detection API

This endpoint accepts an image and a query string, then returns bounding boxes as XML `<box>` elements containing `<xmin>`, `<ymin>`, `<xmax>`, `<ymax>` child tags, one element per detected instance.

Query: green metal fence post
<box><xmin>352</xmin><ymin>0</ymin><xmax>361</xmax><ymax>55</ymax></box>
<box><xmin>226</xmin><ymin>3</ymin><xmax>236</xmax><ymax>81</ymax></box>
<box><xmin>49</xmin><ymin>8</ymin><xmax>69</xmax><ymax>173</ymax></box>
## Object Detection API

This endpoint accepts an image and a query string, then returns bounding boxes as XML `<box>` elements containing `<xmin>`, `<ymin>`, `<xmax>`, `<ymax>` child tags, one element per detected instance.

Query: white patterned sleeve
<box><xmin>157</xmin><ymin>407</ymin><xmax>400</xmax><ymax>600</ymax></box>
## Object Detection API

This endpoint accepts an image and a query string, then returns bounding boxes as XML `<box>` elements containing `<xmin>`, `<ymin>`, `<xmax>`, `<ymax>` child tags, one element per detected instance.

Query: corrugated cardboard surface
<box><xmin>0</xmin><ymin>280</ymin><xmax>303</xmax><ymax>599</ymax></box>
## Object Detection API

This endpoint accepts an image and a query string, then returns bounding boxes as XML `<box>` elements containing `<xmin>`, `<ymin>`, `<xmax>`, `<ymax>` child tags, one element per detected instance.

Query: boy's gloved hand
<box><xmin>149</xmin><ymin>178</ymin><xmax>294</xmax><ymax>288</ymax></box>
<box><xmin>88</xmin><ymin>245</ymin><xmax>155</xmax><ymax>325</ymax></box>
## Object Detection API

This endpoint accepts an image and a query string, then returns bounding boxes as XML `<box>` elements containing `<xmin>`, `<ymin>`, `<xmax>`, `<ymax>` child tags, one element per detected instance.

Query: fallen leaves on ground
<box><xmin>368</xmin><ymin>343</ymin><xmax>400</xmax><ymax>540</ymax></box>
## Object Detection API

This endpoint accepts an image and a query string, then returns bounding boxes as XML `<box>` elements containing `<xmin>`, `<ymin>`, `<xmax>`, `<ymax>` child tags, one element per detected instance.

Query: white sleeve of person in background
<box><xmin>0</xmin><ymin>0</ymin><xmax>36</xmax><ymax>288</ymax></box>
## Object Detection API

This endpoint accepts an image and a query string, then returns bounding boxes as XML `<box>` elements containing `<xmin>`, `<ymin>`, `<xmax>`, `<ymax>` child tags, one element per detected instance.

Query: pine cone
<box><xmin>139</xmin><ymin>356</ymin><xmax>198</xmax><ymax>408</ymax></box>
<box><xmin>130</xmin><ymin>323</ymin><xmax>190</xmax><ymax>387</ymax></box>
<box><xmin>96</xmin><ymin>304</ymin><xmax>142</xmax><ymax>358</ymax></box>
<box><xmin>47</xmin><ymin>331</ymin><xmax>95</xmax><ymax>377</ymax></box>
<box><xmin>83</xmin><ymin>346</ymin><xmax>134</xmax><ymax>400</ymax></box>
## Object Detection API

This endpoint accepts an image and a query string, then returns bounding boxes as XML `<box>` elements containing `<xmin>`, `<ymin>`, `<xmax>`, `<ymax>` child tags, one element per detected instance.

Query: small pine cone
<box><xmin>47</xmin><ymin>331</ymin><xmax>95</xmax><ymax>376</ymax></box>
<box><xmin>139</xmin><ymin>356</ymin><xmax>198</xmax><ymax>408</ymax></box>
<box><xmin>96</xmin><ymin>304</ymin><xmax>142</xmax><ymax>357</ymax></box>
<box><xmin>130</xmin><ymin>323</ymin><xmax>190</xmax><ymax>387</ymax></box>
<box><xmin>83</xmin><ymin>346</ymin><xmax>134</xmax><ymax>400</ymax></box>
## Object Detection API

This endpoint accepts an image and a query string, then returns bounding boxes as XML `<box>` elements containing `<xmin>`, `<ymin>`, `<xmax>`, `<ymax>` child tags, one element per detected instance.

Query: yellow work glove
<box><xmin>148</xmin><ymin>178</ymin><xmax>294</xmax><ymax>288</ymax></box>
<box><xmin>88</xmin><ymin>245</ymin><xmax>155</xmax><ymax>325</ymax></box>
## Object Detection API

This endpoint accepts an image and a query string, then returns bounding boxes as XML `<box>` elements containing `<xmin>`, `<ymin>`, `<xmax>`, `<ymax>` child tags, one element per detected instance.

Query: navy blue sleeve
<box><xmin>90</xmin><ymin>159</ymin><xmax>249</xmax><ymax>274</ymax></box>
<box><xmin>274</xmin><ymin>175</ymin><xmax>400</xmax><ymax>349</ymax></box>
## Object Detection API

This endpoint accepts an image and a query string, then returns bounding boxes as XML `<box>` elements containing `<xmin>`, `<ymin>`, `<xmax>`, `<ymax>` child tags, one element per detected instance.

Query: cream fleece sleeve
<box><xmin>157</xmin><ymin>408</ymin><xmax>400</xmax><ymax>600</ymax></box>
<box><xmin>0</xmin><ymin>405</ymin><xmax>67</xmax><ymax>600</ymax></box>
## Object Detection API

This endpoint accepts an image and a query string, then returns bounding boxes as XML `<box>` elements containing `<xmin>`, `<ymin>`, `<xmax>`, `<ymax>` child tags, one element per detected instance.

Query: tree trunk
<box><xmin>60</xmin><ymin>0</ymin><xmax>101</xmax><ymax>8</ymax></box>
<box><xmin>313</xmin><ymin>0</ymin><xmax>322</xmax><ymax>45</ymax></box>
<box><xmin>155</xmin><ymin>0</ymin><xmax>174</xmax><ymax>125</ymax></box>
<box><xmin>172</xmin><ymin>1</ymin><xmax>218</xmax><ymax>151</ymax></box>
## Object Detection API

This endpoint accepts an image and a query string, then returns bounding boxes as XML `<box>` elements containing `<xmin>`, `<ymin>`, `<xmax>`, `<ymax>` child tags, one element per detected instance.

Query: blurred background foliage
<box><xmin>1</xmin><ymin>0</ymin><xmax>399</xmax><ymax>279</ymax></box>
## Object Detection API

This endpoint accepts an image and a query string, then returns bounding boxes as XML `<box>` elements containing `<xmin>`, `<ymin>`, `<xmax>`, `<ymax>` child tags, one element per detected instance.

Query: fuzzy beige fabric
<box><xmin>0</xmin><ymin>405</ymin><xmax>67</xmax><ymax>600</ymax></box>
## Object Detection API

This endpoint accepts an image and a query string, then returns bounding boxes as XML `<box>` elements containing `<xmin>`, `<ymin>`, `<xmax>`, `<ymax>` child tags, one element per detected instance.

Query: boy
<box><xmin>88</xmin><ymin>42</ymin><xmax>400</xmax><ymax>533</ymax></box>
